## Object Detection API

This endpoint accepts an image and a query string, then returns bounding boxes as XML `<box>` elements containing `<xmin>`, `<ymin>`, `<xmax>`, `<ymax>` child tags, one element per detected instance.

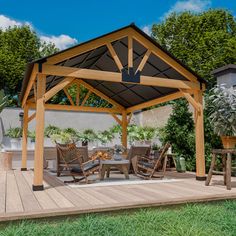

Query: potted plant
<box><xmin>77</xmin><ymin>129</ymin><xmax>97</xmax><ymax>146</ymax></box>
<box><xmin>50</xmin><ymin>131</ymin><xmax>73</xmax><ymax>144</ymax></box>
<box><xmin>6</xmin><ymin>127</ymin><xmax>22</xmax><ymax>149</ymax></box>
<box><xmin>28</xmin><ymin>131</ymin><xmax>36</xmax><ymax>149</ymax></box>
<box><xmin>63</xmin><ymin>128</ymin><xmax>78</xmax><ymax>142</ymax></box>
<box><xmin>44</xmin><ymin>125</ymin><xmax>61</xmax><ymax>146</ymax></box>
<box><xmin>133</xmin><ymin>126</ymin><xmax>157</xmax><ymax>145</ymax></box>
<box><xmin>208</xmin><ymin>85</ymin><xmax>236</xmax><ymax>148</ymax></box>
<box><xmin>44</xmin><ymin>125</ymin><xmax>61</xmax><ymax>138</ymax></box>
<box><xmin>97</xmin><ymin>130</ymin><xmax>114</xmax><ymax>146</ymax></box>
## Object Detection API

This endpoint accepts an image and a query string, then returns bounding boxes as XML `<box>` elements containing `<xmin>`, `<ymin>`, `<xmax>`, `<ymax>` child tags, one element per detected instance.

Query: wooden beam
<box><xmin>128</xmin><ymin>36</ymin><xmax>133</xmax><ymax>68</ymax></box>
<box><xmin>81</xmin><ymin>90</ymin><xmax>91</xmax><ymax>106</ymax></box>
<box><xmin>44</xmin><ymin>77</ymin><xmax>74</xmax><ymax>102</ymax></box>
<box><xmin>136</xmin><ymin>49</ymin><xmax>151</xmax><ymax>73</ymax></box>
<box><xmin>46</xmin><ymin>28</ymin><xmax>131</xmax><ymax>65</ymax></box>
<box><xmin>33</xmin><ymin>82</ymin><xmax>37</xmax><ymax>103</ymax></box>
<box><xmin>107</xmin><ymin>42</ymin><xmax>123</xmax><ymax>71</ymax></box>
<box><xmin>33</xmin><ymin>74</ymin><xmax>46</xmax><ymax>190</ymax></box>
<box><xmin>63</xmin><ymin>88</ymin><xmax>75</xmax><ymax>106</ymax></box>
<box><xmin>126</xmin><ymin>91</ymin><xmax>183</xmax><ymax>113</ymax></box>
<box><xmin>121</xmin><ymin>110</ymin><xmax>128</xmax><ymax>150</ymax></box>
<box><xmin>77</xmin><ymin>79</ymin><xmax>124</xmax><ymax>110</ymax></box>
<box><xmin>21</xmin><ymin>104</ymin><xmax>28</xmax><ymax>170</ymax></box>
<box><xmin>194</xmin><ymin>91</ymin><xmax>205</xmax><ymax>180</ymax></box>
<box><xmin>22</xmin><ymin>64</ymin><xmax>38</xmax><ymax>107</ymax></box>
<box><xmin>180</xmin><ymin>89</ymin><xmax>201</xmax><ymax>113</ymax></box>
<box><xmin>28</xmin><ymin>103</ymin><xmax>121</xmax><ymax>114</ymax></box>
<box><xmin>111</xmin><ymin>113</ymin><xmax>122</xmax><ymax>125</ymax></box>
<box><xmin>42</xmin><ymin>64</ymin><xmax>201</xmax><ymax>90</ymax></box>
<box><xmin>28</xmin><ymin>112</ymin><xmax>36</xmax><ymax>123</ymax></box>
<box><xmin>130</xmin><ymin>28</ymin><xmax>199</xmax><ymax>83</ymax></box>
<box><xmin>76</xmin><ymin>82</ymin><xmax>80</xmax><ymax>106</ymax></box>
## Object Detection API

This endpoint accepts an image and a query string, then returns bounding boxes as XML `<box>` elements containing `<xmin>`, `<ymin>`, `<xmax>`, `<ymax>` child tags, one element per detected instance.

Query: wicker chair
<box><xmin>56</xmin><ymin>142</ymin><xmax>99</xmax><ymax>183</ymax></box>
<box><xmin>134</xmin><ymin>142</ymin><xmax>171</xmax><ymax>179</ymax></box>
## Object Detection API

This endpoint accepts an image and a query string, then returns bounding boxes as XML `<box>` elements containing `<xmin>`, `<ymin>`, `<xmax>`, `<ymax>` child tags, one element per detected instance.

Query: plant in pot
<box><xmin>50</xmin><ymin>131</ymin><xmax>73</xmax><ymax>144</ymax></box>
<box><xmin>136</xmin><ymin>126</ymin><xmax>157</xmax><ymax>145</ymax></box>
<box><xmin>97</xmin><ymin>130</ymin><xmax>114</xmax><ymax>146</ymax></box>
<box><xmin>6</xmin><ymin>127</ymin><xmax>22</xmax><ymax>149</ymax></box>
<box><xmin>44</xmin><ymin>125</ymin><xmax>61</xmax><ymax>138</ymax></box>
<box><xmin>63</xmin><ymin>128</ymin><xmax>78</xmax><ymax>142</ymax></box>
<box><xmin>77</xmin><ymin>129</ymin><xmax>97</xmax><ymax>146</ymax></box>
<box><xmin>207</xmin><ymin>85</ymin><xmax>236</xmax><ymax>149</ymax></box>
<box><xmin>44</xmin><ymin>125</ymin><xmax>61</xmax><ymax>146</ymax></box>
<box><xmin>28</xmin><ymin>131</ymin><xmax>36</xmax><ymax>148</ymax></box>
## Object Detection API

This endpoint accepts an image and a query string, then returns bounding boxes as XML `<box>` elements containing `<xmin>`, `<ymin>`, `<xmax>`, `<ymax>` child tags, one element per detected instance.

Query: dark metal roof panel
<box><xmin>20</xmin><ymin>23</ymin><xmax>206</xmax><ymax>106</ymax></box>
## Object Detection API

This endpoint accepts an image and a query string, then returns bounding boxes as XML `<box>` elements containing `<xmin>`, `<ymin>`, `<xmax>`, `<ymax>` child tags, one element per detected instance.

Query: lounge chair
<box><xmin>56</xmin><ymin>142</ymin><xmax>99</xmax><ymax>183</ymax></box>
<box><xmin>128</xmin><ymin>145</ymin><xmax>151</xmax><ymax>172</ymax></box>
<box><xmin>134</xmin><ymin>142</ymin><xmax>171</xmax><ymax>179</ymax></box>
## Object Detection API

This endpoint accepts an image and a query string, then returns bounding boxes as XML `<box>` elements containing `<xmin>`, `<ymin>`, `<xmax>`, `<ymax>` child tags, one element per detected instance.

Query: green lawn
<box><xmin>0</xmin><ymin>200</ymin><xmax>236</xmax><ymax>236</ymax></box>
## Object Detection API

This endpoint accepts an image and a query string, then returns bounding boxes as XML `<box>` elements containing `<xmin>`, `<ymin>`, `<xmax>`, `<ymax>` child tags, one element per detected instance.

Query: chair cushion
<box><xmin>71</xmin><ymin>162</ymin><xmax>99</xmax><ymax>174</ymax></box>
<box><xmin>138</xmin><ymin>161</ymin><xmax>154</xmax><ymax>168</ymax></box>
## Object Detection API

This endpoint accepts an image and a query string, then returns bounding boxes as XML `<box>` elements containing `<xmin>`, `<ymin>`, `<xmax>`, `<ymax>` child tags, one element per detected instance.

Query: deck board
<box><xmin>6</xmin><ymin>171</ymin><xmax>24</xmax><ymax>213</ymax></box>
<box><xmin>22</xmin><ymin>171</ymin><xmax>58</xmax><ymax>210</ymax></box>
<box><xmin>0</xmin><ymin>171</ymin><xmax>6</xmax><ymax>213</ymax></box>
<box><xmin>0</xmin><ymin>170</ymin><xmax>236</xmax><ymax>222</ymax></box>
<box><xmin>14</xmin><ymin>170</ymin><xmax>41</xmax><ymax>212</ymax></box>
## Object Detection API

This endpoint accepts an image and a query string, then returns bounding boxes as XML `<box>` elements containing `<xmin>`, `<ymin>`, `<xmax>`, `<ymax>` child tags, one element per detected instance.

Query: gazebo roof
<box><xmin>20</xmin><ymin>24</ymin><xmax>206</xmax><ymax>111</ymax></box>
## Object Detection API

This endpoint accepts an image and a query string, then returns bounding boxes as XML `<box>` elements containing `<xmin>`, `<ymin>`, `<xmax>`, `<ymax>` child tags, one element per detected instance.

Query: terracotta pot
<box><xmin>221</xmin><ymin>136</ymin><xmax>236</xmax><ymax>149</ymax></box>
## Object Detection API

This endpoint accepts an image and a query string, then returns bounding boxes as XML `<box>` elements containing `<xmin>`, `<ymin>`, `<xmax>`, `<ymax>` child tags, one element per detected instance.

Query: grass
<box><xmin>0</xmin><ymin>200</ymin><xmax>236</xmax><ymax>236</ymax></box>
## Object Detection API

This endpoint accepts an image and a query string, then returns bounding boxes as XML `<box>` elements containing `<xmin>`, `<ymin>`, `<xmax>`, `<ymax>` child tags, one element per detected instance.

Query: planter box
<box><xmin>0</xmin><ymin>151</ymin><xmax>12</xmax><ymax>171</ymax></box>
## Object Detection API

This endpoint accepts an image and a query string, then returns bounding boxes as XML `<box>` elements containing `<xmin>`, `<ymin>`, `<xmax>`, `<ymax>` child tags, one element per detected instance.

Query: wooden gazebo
<box><xmin>20</xmin><ymin>24</ymin><xmax>207</xmax><ymax>191</ymax></box>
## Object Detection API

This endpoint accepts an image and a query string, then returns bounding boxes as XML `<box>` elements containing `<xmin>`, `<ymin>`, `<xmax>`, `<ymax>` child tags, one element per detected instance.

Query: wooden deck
<box><xmin>0</xmin><ymin>170</ymin><xmax>236</xmax><ymax>222</ymax></box>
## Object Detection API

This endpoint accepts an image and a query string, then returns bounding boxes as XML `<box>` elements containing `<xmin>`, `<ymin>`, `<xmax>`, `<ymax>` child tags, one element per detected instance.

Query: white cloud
<box><xmin>0</xmin><ymin>14</ymin><xmax>77</xmax><ymax>50</ymax></box>
<box><xmin>164</xmin><ymin>0</ymin><xmax>211</xmax><ymax>18</ymax></box>
<box><xmin>40</xmin><ymin>35</ymin><xmax>77</xmax><ymax>50</ymax></box>
<box><xmin>0</xmin><ymin>14</ymin><xmax>31</xmax><ymax>29</ymax></box>
<box><xmin>142</xmin><ymin>25</ymin><xmax>152</xmax><ymax>36</ymax></box>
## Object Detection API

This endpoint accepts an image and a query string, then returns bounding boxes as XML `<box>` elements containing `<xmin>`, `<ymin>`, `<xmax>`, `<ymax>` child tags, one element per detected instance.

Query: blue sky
<box><xmin>0</xmin><ymin>0</ymin><xmax>236</xmax><ymax>49</ymax></box>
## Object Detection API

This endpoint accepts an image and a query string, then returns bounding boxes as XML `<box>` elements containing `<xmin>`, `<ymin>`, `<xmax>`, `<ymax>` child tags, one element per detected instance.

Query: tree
<box><xmin>0</xmin><ymin>25</ymin><xmax>58</xmax><ymax>97</ymax></box>
<box><xmin>153</xmin><ymin>10</ymin><xmax>229</xmax><ymax>170</ymax></box>
<box><xmin>159</xmin><ymin>99</ymin><xmax>196</xmax><ymax>170</ymax></box>
<box><xmin>152</xmin><ymin>9</ymin><xmax>236</xmax><ymax>87</ymax></box>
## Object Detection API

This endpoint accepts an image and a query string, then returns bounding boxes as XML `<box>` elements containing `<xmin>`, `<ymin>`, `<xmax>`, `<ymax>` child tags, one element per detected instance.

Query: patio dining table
<box><xmin>99</xmin><ymin>154</ymin><xmax>129</xmax><ymax>180</ymax></box>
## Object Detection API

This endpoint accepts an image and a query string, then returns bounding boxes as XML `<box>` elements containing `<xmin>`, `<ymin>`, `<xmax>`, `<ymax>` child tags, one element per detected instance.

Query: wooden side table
<box><xmin>99</xmin><ymin>159</ymin><xmax>130</xmax><ymax>180</ymax></box>
<box><xmin>205</xmin><ymin>149</ymin><xmax>236</xmax><ymax>190</ymax></box>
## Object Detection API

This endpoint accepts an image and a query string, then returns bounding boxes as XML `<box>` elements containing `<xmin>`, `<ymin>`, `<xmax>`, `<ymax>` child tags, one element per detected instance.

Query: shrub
<box><xmin>159</xmin><ymin>99</ymin><xmax>196</xmax><ymax>171</ymax></box>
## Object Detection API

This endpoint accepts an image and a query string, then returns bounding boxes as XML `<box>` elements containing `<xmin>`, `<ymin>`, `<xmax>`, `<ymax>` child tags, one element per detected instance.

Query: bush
<box><xmin>160</xmin><ymin>98</ymin><xmax>224</xmax><ymax>172</ymax></box>
<box><xmin>159</xmin><ymin>99</ymin><xmax>196</xmax><ymax>171</ymax></box>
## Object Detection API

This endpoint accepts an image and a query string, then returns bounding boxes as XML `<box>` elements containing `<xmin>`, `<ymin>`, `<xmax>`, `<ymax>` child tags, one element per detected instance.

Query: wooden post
<box><xmin>194</xmin><ymin>91</ymin><xmax>206</xmax><ymax>180</ymax></box>
<box><xmin>121</xmin><ymin>110</ymin><xmax>128</xmax><ymax>150</ymax></box>
<box><xmin>33</xmin><ymin>74</ymin><xmax>46</xmax><ymax>191</ymax></box>
<box><xmin>21</xmin><ymin>104</ymin><xmax>29</xmax><ymax>171</ymax></box>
